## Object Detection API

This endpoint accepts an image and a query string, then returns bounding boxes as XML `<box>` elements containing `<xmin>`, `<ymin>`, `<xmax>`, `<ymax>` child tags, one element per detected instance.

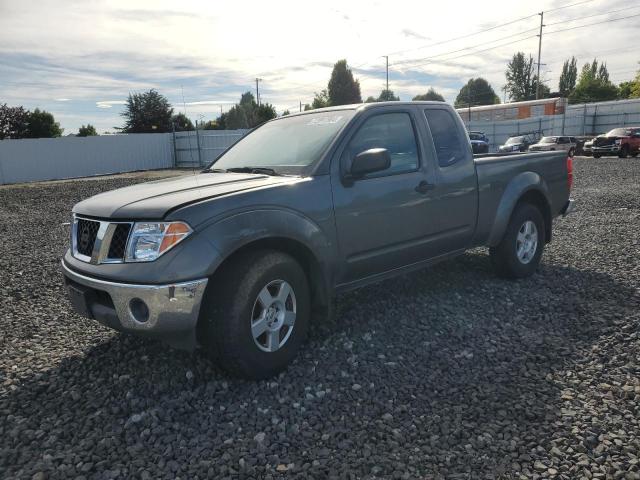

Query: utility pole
<box><xmin>255</xmin><ymin>78</ymin><xmax>262</xmax><ymax>106</ymax></box>
<box><xmin>535</xmin><ymin>11</ymin><xmax>545</xmax><ymax>100</ymax></box>
<box><xmin>299</xmin><ymin>101</ymin><xmax>302</xmax><ymax>112</ymax></box>
<box><xmin>383</xmin><ymin>55</ymin><xmax>389</xmax><ymax>92</ymax></box>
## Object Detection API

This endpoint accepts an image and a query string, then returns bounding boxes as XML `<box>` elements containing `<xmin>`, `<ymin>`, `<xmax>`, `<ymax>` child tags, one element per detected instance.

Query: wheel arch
<box><xmin>210</xmin><ymin>236</ymin><xmax>331</xmax><ymax>315</ymax></box>
<box><xmin>487</xmin><ymin>172</ymin><xmax>552</xmax><ymax>247</ymax></box>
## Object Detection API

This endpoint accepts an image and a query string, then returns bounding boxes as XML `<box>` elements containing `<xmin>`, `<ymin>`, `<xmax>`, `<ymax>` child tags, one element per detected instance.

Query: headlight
<box><xmin>614</xmin><ymin>139</ymin><xmax>621</xmax><ymax>145</ymax></box>
<box><xmin>126</xmin><ymin>221</ymin><xmax>192</xmax><ymax>262</ymax></box>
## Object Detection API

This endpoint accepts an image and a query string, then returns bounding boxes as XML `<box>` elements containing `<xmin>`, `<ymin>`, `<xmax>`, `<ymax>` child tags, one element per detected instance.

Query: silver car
<box><xmin>529</xmin><ymin>136</ymin><xmax>577</xmax><ymax>157</ymax></box>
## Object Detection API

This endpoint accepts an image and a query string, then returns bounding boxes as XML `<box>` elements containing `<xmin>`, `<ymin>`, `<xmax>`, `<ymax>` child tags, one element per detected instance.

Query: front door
<box><xmin>331</xmin><ymin>108</ymin><xmax>435</xmax><ymax>284</ymax></box>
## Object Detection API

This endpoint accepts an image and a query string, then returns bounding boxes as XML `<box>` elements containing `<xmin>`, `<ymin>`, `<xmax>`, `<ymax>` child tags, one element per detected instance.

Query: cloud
<box><xmin>0</xmin><ymin>0</ymin><xmax>636</xmax><ymax>130</ymax></box>
<box><xmin>96</xmin><ymin>100</ymin><xmax>127</xmax><ymax>109</ymax></box>
<box><xmin>401</xmin><ymin>29</ymin><xmax>430</xmax><ymax>41</ymax></box>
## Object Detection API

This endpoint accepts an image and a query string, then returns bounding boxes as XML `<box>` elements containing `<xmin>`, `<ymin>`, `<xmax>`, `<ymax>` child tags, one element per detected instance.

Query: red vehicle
<box><xmin>592</xmin><ymin>127</ymin><xmax>640</xmax><ymax>158</ymax></box>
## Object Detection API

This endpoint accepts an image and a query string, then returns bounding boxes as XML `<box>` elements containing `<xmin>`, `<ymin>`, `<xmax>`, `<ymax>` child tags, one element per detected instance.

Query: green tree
<box><xmin>454</xmin><ymin>78</ymin><xmax>500</xmax><ymax>108</ymax></box>
<box><xmin>121</xmin><ymin>89</ymin><xmax>173</xmax><ymax>133</ymax></box>
<box><xmin>618</xmin><ymin>81</ymin><xmax>634</xmax><ymax>99</ymax></box>
<box><xmin>282</xmin><ymin>110</ymin><xmax>290</xmax><ymax>116</ymax></box>
<box><xmin>504</xmin><ymin>52</ymin><xmax>546</xmax><ymax>101</ymax></box>
<box><xmin>377</xmin><ymin>89</ymin><xmax>400</xmax><ymax>101</ymax></box>
<box><xmin>631</xmin><ymin>70</ymin><xmax>640</xmax><ymax>98</ymax></box>
<box><xmin>254</xmin><ymin>103</ymin><xmax>277</xmax><ymax>125</ymax></box>
<box><xmin>220</xmin><ymin>92</ymin><xmax>277</xmax><ymax>129</ymax></box>
<box><xmin>27</xmin><ymin>108</ymin><xmax>63</xmax><ymax>138</ymax></box>
<box><xmin>327</xmin><ymin>59</ymin><xmax>362</xmax><ymax>106</ymax></box>
<box><xmin>311</xmin><ymin>89</ymin><xmax>330</xmax><ymax>109</ymax></box>
<box><xmin>569</xmin><ymin>59</ymin><xmax>618</xmax><ymax>104</ymax></box>
<box><xmin>559</xmin><ymin>57</ymin><xmax>578</xmax><ymax>97</ymax></box>
<box><xmin>171</xmin><ymin>112</ymin><xmax>194</xmax><ymax>131</ymax></box>
<box><xmin>413</xmin><ymin>88</ymin><xmax>445</xmax><ymax>101</ymax></box>
<box><xmin>77</xmin><ymin>124</ymin><xmax>98</xmax><ymax>136</ymax></box>
<box><xmin>0</xmin><ymin>104</ymin><xmax>30</xmax><ymax>139</ymax></box>
<box><xmin>364</xmin><ymin>96</ymin><xmax>377</xmax><ymax>103</ymax></box>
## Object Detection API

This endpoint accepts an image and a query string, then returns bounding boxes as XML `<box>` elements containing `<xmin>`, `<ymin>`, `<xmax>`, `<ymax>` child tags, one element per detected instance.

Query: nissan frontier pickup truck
<box><xmin>62</xmin><ymin>102</ymin><xmax>574</xmax><ymax>379</ymax></box>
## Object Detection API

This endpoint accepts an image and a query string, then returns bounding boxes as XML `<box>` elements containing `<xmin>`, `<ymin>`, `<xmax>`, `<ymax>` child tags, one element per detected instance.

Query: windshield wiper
<box><xmin>225</xmin><ymin>167</ymin><xmax>282</xmax><ymax>176</ymax></box>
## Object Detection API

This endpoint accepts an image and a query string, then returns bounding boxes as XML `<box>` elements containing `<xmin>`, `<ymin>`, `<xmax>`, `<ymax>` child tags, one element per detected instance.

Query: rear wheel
<box><xmin>198</xmin><ymin>250</ymin><xmax>310</xmax><ymax>379</ymax></box>
<box><xmin>593</xmin><ymin>153</ymin><xmax>602</xmax><ymax>159</ymax></box>
<box><xmin>490</xmin><ymin>203</ymin><xmax>545</xmax><ymax>279</ymax></box>
<box><xmin>568</xmin><ymin>147</ymin><xmax>575</xmax><ymax>157</ymax></box>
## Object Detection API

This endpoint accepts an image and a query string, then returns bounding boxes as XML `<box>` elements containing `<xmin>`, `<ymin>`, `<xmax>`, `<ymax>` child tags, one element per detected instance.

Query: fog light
<box><xmin>129</xmin><ymin>298</ymin><xmax>149</xmax><ymax>323</ymax></box>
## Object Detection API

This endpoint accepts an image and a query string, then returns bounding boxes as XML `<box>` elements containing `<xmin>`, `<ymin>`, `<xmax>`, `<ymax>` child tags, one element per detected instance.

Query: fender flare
<box><xmin>487</xmin><ymin>171</ymin><xmax>552</xmax><ymax>247</ymax></box>
<box><xmin>200</xmin><ymin>208</ymin><xmax>335</xmax><ymax>309</ymax></box>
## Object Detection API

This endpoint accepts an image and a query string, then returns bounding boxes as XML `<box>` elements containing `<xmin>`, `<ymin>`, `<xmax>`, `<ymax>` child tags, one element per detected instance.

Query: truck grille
<box><xmin>73</xmin><ymin>217</ymin><xmax>132</xmax><ymax>263</ymax></box>
<box><xmin>76</xmin><ymin>219</ymin><xmax>100</xmax><ymax>256</ymax></box>
<box><xmin>595</xmin><ymin>137</ymin><xmax>616</xmax><ymax>147</ymax></box>
<box><xmin>107</xmin><ymin>223</ymin><xmax>131</xmax><ymax>260</ymax></box>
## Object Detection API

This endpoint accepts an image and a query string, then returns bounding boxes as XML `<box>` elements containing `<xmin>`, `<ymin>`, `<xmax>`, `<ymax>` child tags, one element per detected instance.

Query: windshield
<box><xmin>212</xmin><ymin>110</ymin><xmax>355</xmax><ymax>174</ymax></box>
<box><xmin>469</xmin><ymin>133</ymin><xmax>485</xmax><ymax>141</ymax></box>
<box><xmin>540</xmin><ymin>137</ymin><xmax>557</xmax><ymax>144</ymax></box>
<box><xmin>506</xmin><ymin>136</ymin><xmax>524</xmax><ymax>145</ymax></box>
<box><xmin>606</xmin><ymin>128</ymin><xmax>631</xmax><ymax>137</ymax></box>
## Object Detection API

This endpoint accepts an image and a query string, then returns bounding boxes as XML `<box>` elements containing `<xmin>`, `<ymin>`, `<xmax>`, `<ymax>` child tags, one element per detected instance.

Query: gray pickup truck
<box><xmin>62</xmin><ymin>102</ymin><xmax>574</xmax><ymax>379</ymax></box>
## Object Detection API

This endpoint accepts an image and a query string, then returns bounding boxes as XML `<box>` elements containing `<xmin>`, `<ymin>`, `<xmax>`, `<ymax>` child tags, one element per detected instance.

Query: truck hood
<box><xmin>73</xmin><ymin>172</ymin><xmax>303</xmax><ymax>219</ymax></box>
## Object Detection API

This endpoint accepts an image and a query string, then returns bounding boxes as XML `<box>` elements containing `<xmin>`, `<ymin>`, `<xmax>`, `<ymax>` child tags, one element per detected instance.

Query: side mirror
<box><xmin>347</xmin><ymin>148</ymin><xmax>391</xmax><ymax>179</ymax></box>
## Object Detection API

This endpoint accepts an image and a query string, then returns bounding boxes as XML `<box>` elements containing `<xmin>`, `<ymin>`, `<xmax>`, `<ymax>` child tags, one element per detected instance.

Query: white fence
<box><xmin>0</xmin><ymin>130</ymin><xmax>248</xmax><ymax>185</ymax></box>
<box><xmin>464</xmin><ymin>98</ymin><xmax>640</xmax><ymax>152</ymax></box>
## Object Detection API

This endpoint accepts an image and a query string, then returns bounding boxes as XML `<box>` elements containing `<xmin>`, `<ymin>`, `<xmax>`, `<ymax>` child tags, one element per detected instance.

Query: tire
<box><xmin>198</xmin><ymin>250</ymin><xmax>310</xmax><ymax>379</ymax></box>
<box><xmin>618</xmin><ymin>145</ymin><xmax>629</xmax><ymax>159</ymax></box>
<box><xmin>593</xmin><ymin>153</ymin><xmax>601</xmax><ymax>159</ymax></box>
<box><xmin>568</xmin><ymin>147</ymin><xmax>575</xmax><ymax>157</ymax></box>
<box><xmin>632</xmin><ymin>153</ymin><xmax>638</xmax><ymax>158</ymax></box>
<box><xmin>490</xmin><ymin>203</ymin><xmax>545</xmax><ymax>279</ymax></box>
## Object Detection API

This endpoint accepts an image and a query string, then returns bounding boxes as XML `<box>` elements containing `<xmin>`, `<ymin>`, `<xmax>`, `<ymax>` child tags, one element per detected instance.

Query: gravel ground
<box><xmin>1</xmin><ymin>157</ymin><xmax>639</xmax><ymax>480</ymax></box>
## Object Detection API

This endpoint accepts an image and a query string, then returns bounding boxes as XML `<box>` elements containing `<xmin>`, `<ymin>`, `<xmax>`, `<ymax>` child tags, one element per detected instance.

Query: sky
<box><xmin>0</xmin><ymin>0</ymin><xmax>638</xmax><ymax>134</ymax></box>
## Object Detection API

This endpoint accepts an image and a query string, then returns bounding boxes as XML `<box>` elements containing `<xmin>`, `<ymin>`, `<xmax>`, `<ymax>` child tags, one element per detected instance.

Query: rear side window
<box><xmin>423</xmin><ymin>109</ymin><xmax>466</xmax><ymax>167</ymax></box>
<box><xmin>345</xmin><ymin>112</ymin><xmax>419</xmax><ymax>175</ymax></box>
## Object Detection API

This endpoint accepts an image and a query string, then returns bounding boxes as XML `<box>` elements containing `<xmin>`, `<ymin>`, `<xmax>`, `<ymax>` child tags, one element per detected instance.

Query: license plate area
<box><xmin>67</xmin><ymin>282</ymin><xmax>95</xmax><ymax>318</ymax></box>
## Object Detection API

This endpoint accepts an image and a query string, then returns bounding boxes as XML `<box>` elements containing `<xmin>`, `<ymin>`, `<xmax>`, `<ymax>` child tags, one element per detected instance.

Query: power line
<box><xmin>545</xmin><ymin>12</ymin><xmax>640</xmax><ymax>34</ymax></box>
<box><xmin>392</xmin><ymin>28</ymin><xmax>539</xmax><ymax>69</ymax></box>
<box><xmin>545</xmin><ymin>4</ymin><xmax>640</xmax><ymax>27</ymax></box>
<box><xmin>390</xmin><ymin>22</ymin><xmax>538</xmax><ymax>65</ymax></box>
<box><xmin>393</xmin><ymin>34</ymin><xmax>539</xmax><ymax>71</ymax></box>
<box><xmin>544</xmin><ymin>0</ymin><xmax>595</xmax><ymax>13</ymax></box>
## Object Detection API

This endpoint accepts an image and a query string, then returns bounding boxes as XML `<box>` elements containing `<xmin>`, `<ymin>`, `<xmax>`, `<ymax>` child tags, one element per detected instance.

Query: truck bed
<box><xmin>472</xmin><ymin>150</ymin><xmax>569</xmax><ymax>246</ymax></box>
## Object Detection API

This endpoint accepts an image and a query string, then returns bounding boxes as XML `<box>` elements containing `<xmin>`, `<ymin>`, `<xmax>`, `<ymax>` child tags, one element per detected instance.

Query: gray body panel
<box><xmin>66</xmin><ymin>101</ymin><xmax>570</xmax><ymax>296</ymax></box>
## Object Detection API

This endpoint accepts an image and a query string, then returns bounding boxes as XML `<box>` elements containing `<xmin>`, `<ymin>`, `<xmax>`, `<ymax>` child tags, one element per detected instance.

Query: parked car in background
<box><xmin>498</xmin><ymin>135</ymin><xmax>532</xmax><ymax>152</ymax></box>
<box><xmin>529</xmin><ymin>136</ymin><xmax>577</xmax><ymax>157</ymax></box>
<box><xmin>62</xmin><ymin>102</ymin><xmax>574</xmax><ymax>379</ymax></box>
<box><xmin>592</xmin><ymin>127</ymin><xmax>640</xmax><ymax>158</ymax></box>
<box><xmin>582</xmin><ymin>137</ymin><xmax>595</xmax><ymax>156</ymax></box>
<box><xmin>469</xmin><ymin>131</ymin><xmax>489</xmax><ymax>154</ymax></box>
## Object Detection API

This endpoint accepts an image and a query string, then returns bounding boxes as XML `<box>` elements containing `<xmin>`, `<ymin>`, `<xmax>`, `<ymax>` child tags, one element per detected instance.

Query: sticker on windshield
<box><xmin>306</xmin><ymin>115</ymin><xmax>344</xmax><ymax>126</ymax></box>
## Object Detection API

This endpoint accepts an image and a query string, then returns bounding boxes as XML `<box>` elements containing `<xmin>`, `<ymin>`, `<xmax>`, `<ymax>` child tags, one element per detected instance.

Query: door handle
<box><xmin>415</xmin><ymin>181</ymin><xmax>435</xmax><ymax>194</ymax></box>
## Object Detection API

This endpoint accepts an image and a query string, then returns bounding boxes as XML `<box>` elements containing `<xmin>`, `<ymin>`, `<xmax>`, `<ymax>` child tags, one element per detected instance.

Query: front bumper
<box><xmin>62</xmin><ymin>261</ymin><xmax>208</xmax><ymax>350</ymax></box>
<box><xmin>592</xmin><ymin>145</ymin><xmax>620</xmax><ymax>153</ymax></box>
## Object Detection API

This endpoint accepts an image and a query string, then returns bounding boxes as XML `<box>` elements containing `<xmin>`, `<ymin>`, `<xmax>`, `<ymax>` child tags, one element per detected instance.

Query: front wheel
<box><xmin>198</xmin><ymin>250</ymin><xmax>310</xmax><ymax>379</ymax></box>
<box><xmin>568</xmin><ymin>147</ymin><xmax>575</xmax><ymax>157</ymax></box>
<box><xmin>593</xmin><ymin>153</ymin><xmax>602</xmax><ymax>159</ymax></box>
<box><xmin>490</xmin><ymin>203</ymin><xmax>545</xmax><ymax>279</ymax></box>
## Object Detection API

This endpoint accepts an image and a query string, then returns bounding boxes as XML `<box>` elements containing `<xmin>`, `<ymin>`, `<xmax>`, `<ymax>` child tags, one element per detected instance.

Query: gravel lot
<box><xmin>1</xmin><ymin>158</ymin><xmax>639</xmax><ymax>479</ymax></box>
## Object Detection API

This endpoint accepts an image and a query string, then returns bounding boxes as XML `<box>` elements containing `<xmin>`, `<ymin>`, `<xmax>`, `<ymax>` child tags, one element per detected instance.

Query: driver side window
<box><xmin>344</xmin><ymin>112</ymin><xmax>419</xmax><ymax>177</ymax></box>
